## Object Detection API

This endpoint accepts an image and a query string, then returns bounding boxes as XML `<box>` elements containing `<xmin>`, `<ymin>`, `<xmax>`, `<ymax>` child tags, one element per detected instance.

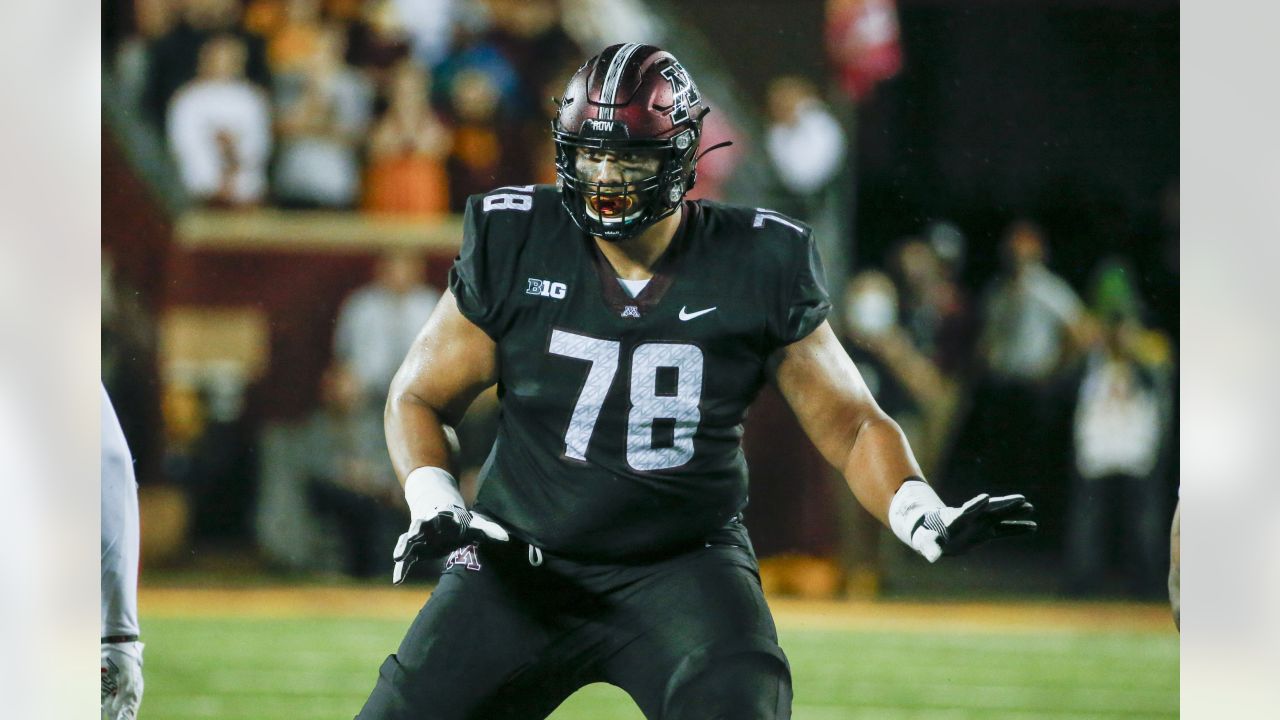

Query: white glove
<box><xmin>889</xmin><ymin>479</ymin><xmax>1036</xmax><ymax>562</ymax></box>
<box><xmin>391</xmin><ymin>467</ymin><xmax>509</xmax><ymax>584</ymax></box>
<box><xmin>101</xmin><ymin>640</ymin><xmax>144</xmax><ymax>720</ymax></box>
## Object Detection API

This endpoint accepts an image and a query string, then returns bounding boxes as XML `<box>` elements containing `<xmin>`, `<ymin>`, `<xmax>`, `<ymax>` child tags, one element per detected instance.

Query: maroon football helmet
<box><xmin>553</xmin><ymin>43</ymin><xmax>708</xmax><ymax>240</ymax></box>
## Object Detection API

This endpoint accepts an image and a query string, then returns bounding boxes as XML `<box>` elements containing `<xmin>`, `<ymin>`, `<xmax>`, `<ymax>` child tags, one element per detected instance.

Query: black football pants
<box><xmin>356</xmin><ymin>522</ymin><xmax>792</xmax><ymax>719</ymax></box>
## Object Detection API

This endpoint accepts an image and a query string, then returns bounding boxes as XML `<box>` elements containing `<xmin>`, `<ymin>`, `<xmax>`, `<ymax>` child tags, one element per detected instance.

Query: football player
<box><xmin>102</xmin><ymin>383</ymin><xmax>144</xmax><ymax>720</ymax></box>
<box><xmin>357</xmin><ymin>44</ymin><xmax>1035</xmax><ymax>719</ymax></box>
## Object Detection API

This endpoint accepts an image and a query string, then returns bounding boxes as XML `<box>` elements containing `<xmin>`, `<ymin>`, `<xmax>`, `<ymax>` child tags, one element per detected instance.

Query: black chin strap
<box><xmin>695</xmin><ymin>140</ymin><xmax>734</xmax><ymax>162</ymax></box>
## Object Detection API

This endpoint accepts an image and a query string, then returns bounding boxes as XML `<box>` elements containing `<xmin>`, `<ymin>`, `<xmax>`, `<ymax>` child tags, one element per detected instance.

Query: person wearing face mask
<box><xmin>840</xmin><ymin>271</ymin><xmax>954</xmax><ymax>478</ymax></box>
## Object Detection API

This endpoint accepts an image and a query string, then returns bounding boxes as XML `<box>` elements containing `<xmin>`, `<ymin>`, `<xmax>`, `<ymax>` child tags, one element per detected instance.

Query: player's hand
<box><xmin>392</xmin><ymin>505</ymin><xmax>510</xmax><ymax>583</ymax></box>
<box><xmin>910</xmin><ymin>493</ymin><xmax>1037</xmax><ymax>562</ymax></box>
<box><xmin>101</xmin><ymin>641</ymin><xmax>144</xmax><ymax>720</ymax></box>
<box><xmin>392</xmin><ymin>467</ymin><xmax>509</xmax><ymax>584</ymax></box>
<box><xmin>890</xmin><ymin>479</ymin><xmax>1036</xmax><ymax>563</ymax></box>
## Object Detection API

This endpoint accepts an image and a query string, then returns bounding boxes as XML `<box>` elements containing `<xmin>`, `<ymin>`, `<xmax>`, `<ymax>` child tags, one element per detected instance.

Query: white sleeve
<box><xmin>101</xmin><ymin>384</ymin><xmax>141</xmax><ymax>639</ymax></box>
<box><xmin>238</xmin><ymin>87</ymin><xmax>275</xmax><ymax>169</ymax></box>
<box><xmin>166</xmin><ymin>88</ymin><xmax>220</xmax><ymax>196</ymax></box>
<box><xmin>332</xmin><ymin>292</ymin><xmax>362</xmax><ymax>363</ymax></box>
<box><xmin>1036</xmin><ymin>271</ymin><xmax>1085</xmax><ymax>325</ymax></box>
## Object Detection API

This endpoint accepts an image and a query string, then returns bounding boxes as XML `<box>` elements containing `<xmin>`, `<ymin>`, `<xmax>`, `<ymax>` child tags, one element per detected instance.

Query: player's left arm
<box><xmin>769</xmin><ymin>321</ymin><xmax>1037</xmax><ymax>561</ymax></box>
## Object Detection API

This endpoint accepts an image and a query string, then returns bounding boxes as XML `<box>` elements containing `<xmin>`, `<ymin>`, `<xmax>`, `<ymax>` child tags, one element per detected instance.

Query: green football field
<box><xmin>138</xmin><ymin>590</ymin><xmax>1178</xmax><ymax>719</ymax></box>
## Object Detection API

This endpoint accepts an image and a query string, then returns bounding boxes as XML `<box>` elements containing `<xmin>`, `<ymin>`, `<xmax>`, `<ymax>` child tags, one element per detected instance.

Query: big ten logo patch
<box><xmin>527</xmin><ymin>278</ymin><xmax>568</xmax><ymax>299</ymax></box>
<box><xmin>445</xmin><ymin>543</ymin><xmax>482</xmax><ymax>571</ymax></box>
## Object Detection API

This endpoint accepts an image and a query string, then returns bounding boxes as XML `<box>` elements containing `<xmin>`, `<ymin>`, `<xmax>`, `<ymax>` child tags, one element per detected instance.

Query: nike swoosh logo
<box><xmin>678</xmin><ymin>305</ymin><xmax>717</xmax><ymax>321</ymax></box>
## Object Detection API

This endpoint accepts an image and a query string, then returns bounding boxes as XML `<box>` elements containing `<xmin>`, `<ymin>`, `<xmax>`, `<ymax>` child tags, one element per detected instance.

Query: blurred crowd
<box><xmin>109</xmin><ymin>0</ymin><xmax>587</xmax><ymax>213</ymax></box>
<box><xmin>831</xmin><ymin>214</ymin><xmax>1178</xmax><ymax>600</ymax></box>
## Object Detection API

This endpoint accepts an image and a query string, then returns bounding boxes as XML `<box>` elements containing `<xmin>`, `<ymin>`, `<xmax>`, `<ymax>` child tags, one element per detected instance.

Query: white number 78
<box><xmin>549</xmin><ymin>329</ymin><xmax>703</xmax><ymax>472</ymax></box>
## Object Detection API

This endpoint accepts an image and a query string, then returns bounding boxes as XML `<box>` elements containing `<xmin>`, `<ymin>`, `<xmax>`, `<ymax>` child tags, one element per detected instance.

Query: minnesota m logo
<box><xmin>445</xmin><ymin>543</ymin><xmax>482</xmax><ymax>571</ymax></box>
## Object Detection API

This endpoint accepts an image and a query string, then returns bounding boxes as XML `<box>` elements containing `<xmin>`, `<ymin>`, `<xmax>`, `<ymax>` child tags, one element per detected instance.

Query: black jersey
<box><xmin>449</xmin><ymin>185</ymin><xmax>830</xmax><ymax>561</ymax></box>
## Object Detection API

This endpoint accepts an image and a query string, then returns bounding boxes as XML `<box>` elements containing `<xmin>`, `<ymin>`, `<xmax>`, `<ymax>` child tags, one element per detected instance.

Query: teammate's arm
<box><xmin>101</xmin><ymin>385</ymin><xmax>144</xmax><ymax>720</ymax></box>
<box><xmin>1169</xmin><ymin>498</ymin><xmax>1180</xmax><ymax>630</ymax></box>
<box><xmin>385</xmin><ymin>290</ymin><xmax>509</xmax><ymax>583</ymax></box>
<box><xmin>770</xmin><ymin>322</ymin><xmax>1036</xmax><ymax>561</ymax></box>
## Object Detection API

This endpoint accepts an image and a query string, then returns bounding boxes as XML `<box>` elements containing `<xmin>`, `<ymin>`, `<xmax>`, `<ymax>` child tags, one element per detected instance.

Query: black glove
<box><xmin>891</xmin><ymin>479</ymin><xmax>1036</xmax><ymax>562</ymax></box>
<box><xmin>918</xmin><ymin>493</ymin><xmax>1037</xmax><ymax>559</ymax></box>
<box><xmin>392</xmin><ymin>506</ymin><xmax>509</xmax><ymax>584</ymax></box>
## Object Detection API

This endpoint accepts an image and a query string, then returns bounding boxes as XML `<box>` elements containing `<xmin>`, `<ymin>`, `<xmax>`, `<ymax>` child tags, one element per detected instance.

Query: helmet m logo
<box><xmin>660</xmin><ymin>62</ymin><xmax>701</xmax><ymax>125</ymax></box>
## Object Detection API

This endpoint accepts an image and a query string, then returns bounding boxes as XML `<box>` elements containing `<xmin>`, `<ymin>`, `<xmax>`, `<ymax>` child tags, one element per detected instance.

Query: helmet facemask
<box><xmin>553</xmin><ymin>129</ymin><xmax>696</xmax><ymax>241</ymax></box>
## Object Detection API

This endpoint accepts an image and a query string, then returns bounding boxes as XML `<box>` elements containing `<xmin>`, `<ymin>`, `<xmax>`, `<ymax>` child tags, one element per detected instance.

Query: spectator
<box><xmin>1065</xmin><ymin>304</ymin><xmax>1169</xmax><ymax>597</ymax></box>
<box><xmin>333</xmin><ymin>250</ymin><xmax>440</xmax><ymax>404</ymax></box>
<box><xmin>363</xmin><ymin>60</ymin><xmax>452</xmax><ymax>215</ymax></box>
<box><xmin>272</xmin><ymin>23</ymin><xmax>375</xmax><ymax>208</ymax></box>
<box><xmin>444</xmin><ymin>67</ymin><xmax>516</xmax><ymax>209</ymax></box>
<box><xmin>112</xmin><ymin>0</ymin><xmax>176</xmax><ymax>115</ymax></box>
<box><xmin>483</xmin><ymin>0</ymin><xmax>583</xmax><ymax>121</ymax></box>
<box><xmin>951</xmin><ymin>220</ymin><xmax>1092</xmax><ymax>515</ymax></box>
<box><xmin>924</xmin><ymin>220</ymin><xmax>967</xmax><ymax>293</ymax></box>
<box><xmin>264</xmin><ymin>0</ymin><xmax>324</xmax><ymax>75</ymax></box>
<box><xmin>479</xmin><ymin>0</ymin><xmax>584</xmax><ymax>184</ymax></box>
<box><xmin>889</xmin><ymin>236</ymin><xmax>976</xmax><ymax>379</ymax></box>
<box><xmin>391</xmin><ymin>0</ymin><xmax>464</xmax><ymax>69</ymax></box>
<box><xmin>841</xmin><ymin>271</ymin><xmax>952</xmax><ymax>476</ymax></box>
<box><xmin>161</xmin><ymin>375</ymin><xmax>259</xmax><ymax>544</ymax></box>
<box><xmin>978</xmin><ymin>220</ymin><xmax>1092</xmax><ymax>383</ymax></box>
<box><xmin>344</xmin><ymin>0</ymin><xmax>414</xmax><ymax>91</ymax></box>
<box><xmin>166</xmin><ymin>35</ymin><xmax>273</xmax><ymax>207</ymax></box>
<box><xmin>145</xmin><ymin>0</ymin><xmax>271</xmax><ymax>130</ymax></box>
<box><xmin>300</xmin><ymin>363</ymin><xmax>403</xmax><ymax>578</ymax></box>
<box><xmin>764</xmin><ymin>75</ymin><xmax>847</xmax><ymax>218</ymax></box>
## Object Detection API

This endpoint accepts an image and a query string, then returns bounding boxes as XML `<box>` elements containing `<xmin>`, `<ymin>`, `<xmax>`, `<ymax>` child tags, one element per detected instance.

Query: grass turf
<box><xmin>138</xmin><ymin>615</ymin><xmax>1177</xmax><ymax>719</ymax></box>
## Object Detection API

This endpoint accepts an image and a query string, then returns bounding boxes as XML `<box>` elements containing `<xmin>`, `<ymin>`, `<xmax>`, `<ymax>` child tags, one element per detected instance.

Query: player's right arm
<box><xmin>385</xmin><ymin>288</ymin><xmax>497</xmax><ymax>482</ymax></box>
<box><xmin>384</xmin><ymin>289</ymin><xmax>509</xmax><ymax>583</ymax></box>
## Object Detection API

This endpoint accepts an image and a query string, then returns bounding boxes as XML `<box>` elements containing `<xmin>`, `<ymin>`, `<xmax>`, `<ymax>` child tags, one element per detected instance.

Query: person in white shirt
<box><xmin>166</xmin><ymin>34</ymin><xmax>272</xmax><ymax>206</ymax></box>
<box><xmin>764</xmin><ymin>76</ymin><xmax>848</xmax><ymax>200</ymax></box>
<box><xmin>949</xmin><ymin>221</ymin><xmax>1093</xmax><ymax>522</ymax></box>
<box><xmin>102</xmin><ymin>383</ymin><xmax>144</xmax><ymax>719</ymax></box>
<box><xmin>979</xmin><ymin>222</ymin><xmax>1090</xmax><ymax>383</ymax></box>
<box><xmin>1065</xmin><ymin>311</ymin><xmax>1169</xmax><ymax>597</ymax></box>
<box><xmin>272</xmin><ymin>24</ymin><xmax>374</xmax><ymax>209</ymax></box>
<box><xmin>334</xmin><ymin>250</ymin><xmax>441</xmax><ymax>404</ymax></box>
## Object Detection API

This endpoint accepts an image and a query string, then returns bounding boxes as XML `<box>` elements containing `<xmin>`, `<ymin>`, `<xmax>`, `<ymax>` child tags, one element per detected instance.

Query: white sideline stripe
<box><xmin>599</xmin><ymin>43</ymin><xmax>642</xmax><ymax>120</ymax></box>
